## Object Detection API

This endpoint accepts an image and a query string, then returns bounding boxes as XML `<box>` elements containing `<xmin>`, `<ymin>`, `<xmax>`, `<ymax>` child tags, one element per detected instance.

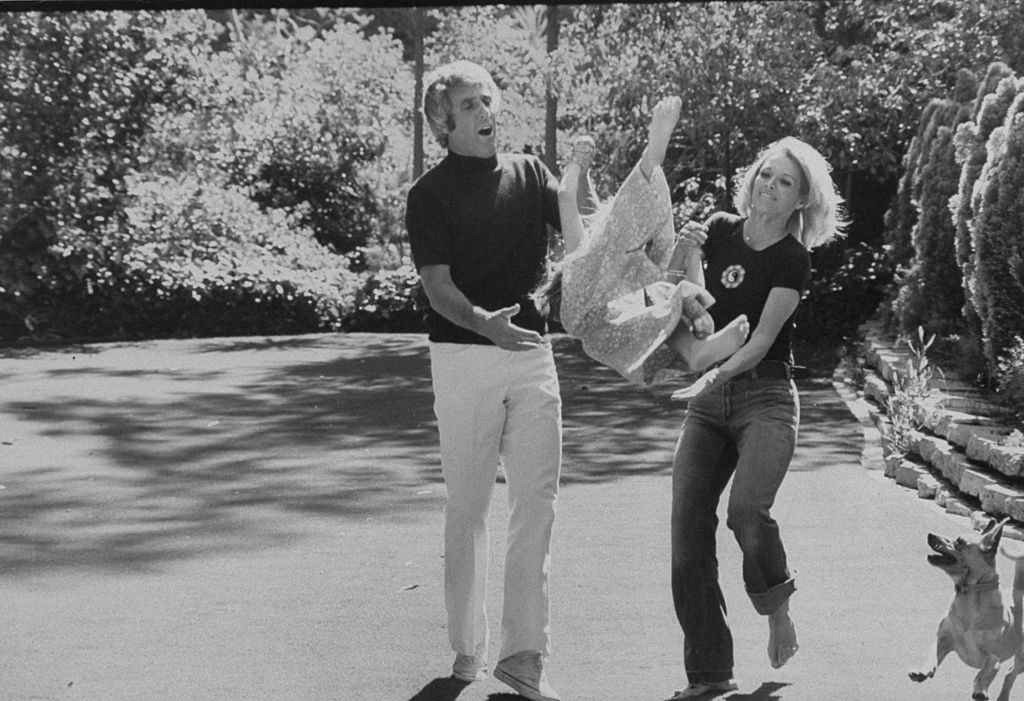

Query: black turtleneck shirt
<box><xmin>406</xmin><ymin>151</ymin><xmax>561</xmax><ymax>344</ymax></box>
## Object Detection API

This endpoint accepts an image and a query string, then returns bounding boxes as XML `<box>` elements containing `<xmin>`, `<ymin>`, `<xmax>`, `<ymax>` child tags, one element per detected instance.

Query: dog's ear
<box><xmin>980</xmin><ymin>517</ymin><xmax>1009</xmax><ymax>553</ymax></box>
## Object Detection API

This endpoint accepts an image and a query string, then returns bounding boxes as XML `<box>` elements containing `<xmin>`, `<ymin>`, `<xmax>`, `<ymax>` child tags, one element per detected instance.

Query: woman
<box><xmin>664</xmin><ymin>137</ymin><xmax>847</xmax><ymax>699</ymax></box>
<box><xmin>538</xmin><ymin>96</ymin><xmax>750</xmax><ymax>386</ymax></box>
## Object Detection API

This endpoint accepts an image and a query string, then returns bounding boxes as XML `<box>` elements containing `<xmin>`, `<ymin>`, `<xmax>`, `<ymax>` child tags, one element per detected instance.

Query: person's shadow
<box><xmin>726</xmin><ymin>681</ymin><xmax>790</xmax><ymax>700</ymax></box>
<box><xmin>406</xmin><ymin>677</ymin><xmax>467</xmax><ymax>701</ymax></box>
<box><xmin>406</xmin><ymin>677</ymin><xmax>525</xmax><ymax>701</ymax></box>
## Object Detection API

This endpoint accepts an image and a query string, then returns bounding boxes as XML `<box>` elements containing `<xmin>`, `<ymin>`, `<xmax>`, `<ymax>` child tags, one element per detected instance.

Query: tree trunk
<box><xmin>544</xmin><ymin>5</ymin><xmax>560</xmax><ymax>175</ymax></box>
<box><xmin>412</xmin><ymin>7</ymin><xmax>425</xmax><ymax>181</ymax></box>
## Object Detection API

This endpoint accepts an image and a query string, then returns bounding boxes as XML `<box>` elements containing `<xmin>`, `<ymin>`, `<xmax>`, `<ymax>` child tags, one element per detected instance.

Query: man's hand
<box><xmin>479</xmin><ymin>304</ymin><xmax>546</xmax><ymax>351</ymax></box>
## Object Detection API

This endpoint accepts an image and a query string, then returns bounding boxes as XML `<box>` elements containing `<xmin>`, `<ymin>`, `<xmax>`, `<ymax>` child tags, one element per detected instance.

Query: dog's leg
<box><xmin>995</xmin><ymin>662</ymin><xmax>1020</xmax><ymax>701</ymax></box>
<box><xmin>909</xmin><ymin>625</ymin><xmax>954</xmax><ymax>682</ymax></box>
<box><xmin>997</xmin><ymin>544</ymin><xmax>1024</xmax><ymax>701</ymax></box>
<box><xmin>973</xmin><ymin>655</ymin><xmax>1000</xmax><ymax>701</ymax></box>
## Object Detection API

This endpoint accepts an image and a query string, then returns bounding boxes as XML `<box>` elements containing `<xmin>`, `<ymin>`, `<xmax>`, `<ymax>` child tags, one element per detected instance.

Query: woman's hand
<box><xmin>670</xmin><ymin>367</ymin><xmax>722</xmax><ymax>402</ymax></box>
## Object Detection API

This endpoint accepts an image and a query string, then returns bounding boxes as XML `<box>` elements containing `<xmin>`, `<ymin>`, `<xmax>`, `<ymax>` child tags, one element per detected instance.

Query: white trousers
<box><xmin>429</xmin><ymin>342</ymin><xmax>562</xmax><ymax>661</ymax></box>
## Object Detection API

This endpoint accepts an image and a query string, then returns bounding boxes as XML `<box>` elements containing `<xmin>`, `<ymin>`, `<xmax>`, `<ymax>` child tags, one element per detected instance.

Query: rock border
<box><xmin>837</xmin><ymin>320</ymin><xmax>1024</xmax><ymax>539</ymax></box>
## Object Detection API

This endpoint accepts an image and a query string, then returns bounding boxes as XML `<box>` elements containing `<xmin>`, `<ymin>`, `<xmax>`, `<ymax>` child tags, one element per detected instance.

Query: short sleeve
<box><xmin>772</xmin><ymin>244</ymin><xmax>812</xmax><ymax>294</ymax></box>
<box><xmin>538</xmin><ymin>159</ymin><xmax>561</xmax><ymax>232</ymax></box>
<box><xmin>702</xmin><ymin>211</ymin><xmax>733</xmax><ymax>262</ymax></box>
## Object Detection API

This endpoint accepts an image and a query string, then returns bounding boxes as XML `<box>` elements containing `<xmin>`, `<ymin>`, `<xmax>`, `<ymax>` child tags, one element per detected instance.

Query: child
<box><xmin>540</xmin><ymin>96</ymin><xmax>749</xmax><ymax>385</ymax></box>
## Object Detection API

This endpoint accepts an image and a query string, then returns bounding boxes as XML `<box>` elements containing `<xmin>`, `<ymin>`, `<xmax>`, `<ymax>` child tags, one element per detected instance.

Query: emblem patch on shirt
<box><xmin>721</xmin><ymin>264</ymin><xmax>745</xmax><ymax>289</ymax></box>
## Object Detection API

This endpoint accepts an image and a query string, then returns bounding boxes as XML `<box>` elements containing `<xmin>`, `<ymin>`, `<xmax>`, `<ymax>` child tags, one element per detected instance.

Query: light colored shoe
<box><xmin>665</xmin><ymin>679</ymin><xmax>738</xmax><ymax>699</ymax></box>
<box><xmin>494</xmin><ymin>651</ymin><xmax>562</xmax><ymax>701</ymax></box>
<box><xmin>451</xmin><ymin>653</ymin><xmax>487</xmax><ymax>683</ymax></box>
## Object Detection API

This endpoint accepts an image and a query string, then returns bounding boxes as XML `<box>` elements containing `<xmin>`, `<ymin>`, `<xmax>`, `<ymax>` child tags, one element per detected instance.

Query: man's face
<box><xmin>446</xmin><ymin>82</ymin><xmax>497</xmax><ymax>158</ymax></box>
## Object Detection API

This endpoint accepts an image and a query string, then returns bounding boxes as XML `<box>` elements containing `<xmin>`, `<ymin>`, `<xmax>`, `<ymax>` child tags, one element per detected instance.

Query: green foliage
<box><xmin>952</xmin><ymin>68</ymin><xmax>1014</xmax><ymax>334</ymax></box>
<box><xmin>423</xmin><ymin>5</ymin><xmax>550</xmax><ymax>161</ymax></box>
<box><xmin>0</xmin><ymin>10</ymin><xmax>416</xmax><ymax>342</ymax></box>
<box><xmin>972</xmin><ymin>91</ymin><xmax>1024</xmax><ymax>368</ymax></box>
<box><xmin>884</xmin><ymin>327</ymin><xmax>937</xmax><ymax>457</ymax></box>
<box><xmin>342</xmin><ymin>265</ymin><xmax>425</xmax><ymax>333</ymax></box>
<box><xmin>0</xmin><ymin>11</ymin><xmax>214</xmax><ymax>326</ymax></box>
<box><xmin>894</xmin><ymin>123</ymin><xmax>967</xmax><ymax>335</ymax></box>
<box><xmin>5</xmin><ymin>3</ymin><xmax>1024</xmax><ymax>345</ymax></box>
<box><xmin>794</xmin><ymin>241</ymin><xmax>895</xmax><ymax>345</ymax></box>
<box><xmin>25</xmin><ymin>174</ymin><xmax>361</xmax><ymax>339</ymax></box>
<box><xmin>996</xmin><ymin>336</ymin><xmax>1024</xmax><ymax>422</ymax></box>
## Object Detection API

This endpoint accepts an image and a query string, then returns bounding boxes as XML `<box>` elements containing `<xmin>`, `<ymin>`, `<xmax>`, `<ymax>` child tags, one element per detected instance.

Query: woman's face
<box><xmin>446</xmin><ymin>82</ymin><xmax>498</xmax><ymax>158</ymax></box>
<box><xmin>750</xmin><ymin>152</ymin><xmax>806</xmax><ymax>216</ymax></box>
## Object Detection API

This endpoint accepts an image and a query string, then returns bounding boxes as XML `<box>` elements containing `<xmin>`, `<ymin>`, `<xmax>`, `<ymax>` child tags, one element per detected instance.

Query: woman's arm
<box><xmin>713</xmin><ymin>287</ymin><xmax>800</xmax><ymax>379</ymax></box>
<box><xmin>671</xmin><ymin>286</ymin><xmax>800</xmax><ymax>400</ymax></box>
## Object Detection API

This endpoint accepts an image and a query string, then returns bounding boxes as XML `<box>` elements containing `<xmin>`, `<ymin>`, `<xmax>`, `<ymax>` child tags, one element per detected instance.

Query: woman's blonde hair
<box><xmin>733</xmin><ymin>136</ymin><xmax>848</xmax><ymax>250</ymax></box>
<box><xmin>422</xmin><ymin>60</ymin><xmax>502</xmax><ymax>149</ymax></box>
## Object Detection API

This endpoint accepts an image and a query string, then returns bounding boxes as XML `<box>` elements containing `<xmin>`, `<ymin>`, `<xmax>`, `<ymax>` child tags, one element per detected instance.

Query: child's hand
<box><xmin>677</xmin><ymin>283</ymin><xmax>715</xmax><ymax>339</ymax></box>
<box><xmin>676</xmin><ymin>221</ymin><xmax>707</xmax><ymax>251</ymax></box>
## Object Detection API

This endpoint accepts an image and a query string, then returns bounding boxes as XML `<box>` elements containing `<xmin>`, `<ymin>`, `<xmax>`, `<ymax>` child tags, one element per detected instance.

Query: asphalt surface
<box><xmin>0</xmin><ymin>332</ymin><xmax>999</xmax><ymax>700</ymax></box>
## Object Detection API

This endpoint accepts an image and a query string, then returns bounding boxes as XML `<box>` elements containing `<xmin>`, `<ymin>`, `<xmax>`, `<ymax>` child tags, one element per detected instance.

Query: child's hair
<box><xmin>422</xmin><ymin>60</ymin><xmax>502</xmax><ymax>149</ymax></box>
<box><xmin>733</xmin><ymin>136</ymin><xmax>848</xmax><ymax>250</ymax></box>
<box><xmin>531</xmin><ymin>264</ymin><xmax>563</xmax><ymax>324</ymax></box>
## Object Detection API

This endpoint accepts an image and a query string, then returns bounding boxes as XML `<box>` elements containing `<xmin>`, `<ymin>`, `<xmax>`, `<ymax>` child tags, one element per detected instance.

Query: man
<box><xmin>404</xmin><ymin>60</ymin><xmax>563</xmax><ymax>701</ymax></box>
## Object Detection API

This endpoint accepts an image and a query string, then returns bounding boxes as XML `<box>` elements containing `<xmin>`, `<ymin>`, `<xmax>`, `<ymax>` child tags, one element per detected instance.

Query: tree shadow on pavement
<box><xmin>0</xmin><ymin>333</ymin><xmax>857</xmax><ymax>577</ymax></box>
<box><xmin>0</xmin><ymin>334</ymin><xmax>690</xmax><ymax>576</ymax></box>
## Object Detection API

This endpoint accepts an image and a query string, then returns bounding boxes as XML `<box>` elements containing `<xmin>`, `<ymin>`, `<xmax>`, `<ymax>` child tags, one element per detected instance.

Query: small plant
<box><xmin>884</xmin><ymin>326</ymin><xmax>938</xmax><ymax>457</ymax></box>
<box><xmin>1003</xmin><ymin>429</ymin><xmax>1024</xmax><ymax>448</ymax></box>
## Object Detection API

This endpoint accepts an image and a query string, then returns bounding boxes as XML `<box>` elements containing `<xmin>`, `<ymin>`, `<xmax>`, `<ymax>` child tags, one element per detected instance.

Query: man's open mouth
<box><xmin>478</xmin><ymin>127</ymin><xmax>493</xmax><ymax>136</ymax></box>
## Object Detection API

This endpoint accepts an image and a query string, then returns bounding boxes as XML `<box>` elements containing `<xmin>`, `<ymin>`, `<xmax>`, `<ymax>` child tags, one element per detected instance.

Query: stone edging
<box><xmin>836</xmin><ymin>320</ymin><xmax>1024</xmax><ymax>538</ymax></box>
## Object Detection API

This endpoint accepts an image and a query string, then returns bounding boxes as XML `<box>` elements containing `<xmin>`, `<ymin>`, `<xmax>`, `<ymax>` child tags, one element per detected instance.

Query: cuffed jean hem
<box><xmin>748</xmin><ymin>577</ymin><xmax>796</xmax><ymax>616</ymax></box>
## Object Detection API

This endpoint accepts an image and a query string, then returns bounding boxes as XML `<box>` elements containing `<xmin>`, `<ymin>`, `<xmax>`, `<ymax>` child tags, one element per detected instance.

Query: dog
<box><xmin>910</xmin><ymin>517</ymin><xmax>1024</xmax><ymax>700</ymax></box>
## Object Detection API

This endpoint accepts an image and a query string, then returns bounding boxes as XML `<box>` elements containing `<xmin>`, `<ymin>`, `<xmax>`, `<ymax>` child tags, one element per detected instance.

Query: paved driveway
<box><xmin>0</xmin><ymin>333</ymin><xmax>989</xmax><ymax>700</ymax></box>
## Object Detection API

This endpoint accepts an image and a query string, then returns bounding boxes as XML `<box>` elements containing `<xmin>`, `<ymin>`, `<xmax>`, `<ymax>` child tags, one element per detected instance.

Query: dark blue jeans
<box><xmin>670</xmin><ymin>376</ymin><xmax>799</xmax><ymax>683</ymax></box>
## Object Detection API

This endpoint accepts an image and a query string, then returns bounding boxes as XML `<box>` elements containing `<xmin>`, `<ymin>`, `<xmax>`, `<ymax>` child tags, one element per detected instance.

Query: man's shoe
<box><xmin>494</xmin><ymin>651</ymin><xmax>561</xmax><ymax>701</ymax></box>
<box><xmin>665</xmin><ymin>679</ymin><xmax>738</xmax><ymax>699</ymax></box>
<box><xmin>451</xmin><ymin>653</ymin><xmax>487</xmax><ymax>683</ymax></box>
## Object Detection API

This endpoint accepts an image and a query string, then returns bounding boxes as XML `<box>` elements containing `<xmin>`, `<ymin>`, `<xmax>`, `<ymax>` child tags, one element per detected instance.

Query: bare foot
<box><xmin>768</xmin><ymin>601</ymin><xmax>798</xmax><ymax>669</ymax></box>
<box><xmin>641</xmin><ymin>96</ymin><xmax>681</xmax><ymax>177</ymax></box>
<box><xmin>559</xmin><ymin>150</ymin><xmax>588</xmax><ymax>255</ymax></box>
<box><xmin>688</xmin><ymin>314</ymin><xmax>749</xmax><ymax>371</ymax></box>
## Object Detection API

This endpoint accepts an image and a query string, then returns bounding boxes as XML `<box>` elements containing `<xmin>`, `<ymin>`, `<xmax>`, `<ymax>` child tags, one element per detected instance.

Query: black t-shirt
<box><xmin>703</xmin><ymin>212</ymin><xmax>811</xmax><ymax>364</ymax></box>
<box><xmin>406</xmin><ymin>152</ymin><xmax>560</xmax><ymax>344</ymax></box>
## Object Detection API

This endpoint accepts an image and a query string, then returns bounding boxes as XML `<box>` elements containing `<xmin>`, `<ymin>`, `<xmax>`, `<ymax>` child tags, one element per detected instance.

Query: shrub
<box><xmin>795</xmin><ymin>241</ymin><xmax>895</xmax><ymax>345</ymax></box>
<box><xmin>972</xmin><ymin>90</ymin><xmax>1024</xmax><ymax>368</ymax></box>
<box><xmin>895</xmin><ymin>123</ymin><xmax>967</xmax><ymax>335</ymax></box>
<box><xmin>996</xmin><ymin>336</ymin><xmax>1024</xmax><ymax>422</ymax></box>
<box><xmin>953</xmin><ymin>70</ymin><xmax>1019</xmax><ymax>342</ymax></box>
<box><xmin>342</xmin><ymin>265</ymin><xmax>425</xmax><ymax>332</ymax></box>
<box><xmin>22</xmin><ymin>174</ymin><xmax>362</xmax><ymax>340</ymax></box>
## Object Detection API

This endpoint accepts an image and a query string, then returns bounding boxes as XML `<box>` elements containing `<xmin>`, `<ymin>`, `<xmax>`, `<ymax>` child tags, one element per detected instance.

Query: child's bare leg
<box><xmin>559</xmin><ymin>136</ymin><xmax>595</xmax><ymax>255</ymax></box>
<box><xmin>640</xmin><ymin>96</ymin><xmax>681</xmax><ymax>180</ymax></box>
<box><xmin>558</xmin><ymin>165</ymin><xmax>586</xmax><ymax>256</ymax></box>
<box><xmin>667</xmin><ymin>314</ymin><xmax>749</xmax><ymax>372</ymax></box>
<box><xmin>574</xmin><ymin>138</ymin><xmax>599</xmax><ymax>217</ymax></box>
